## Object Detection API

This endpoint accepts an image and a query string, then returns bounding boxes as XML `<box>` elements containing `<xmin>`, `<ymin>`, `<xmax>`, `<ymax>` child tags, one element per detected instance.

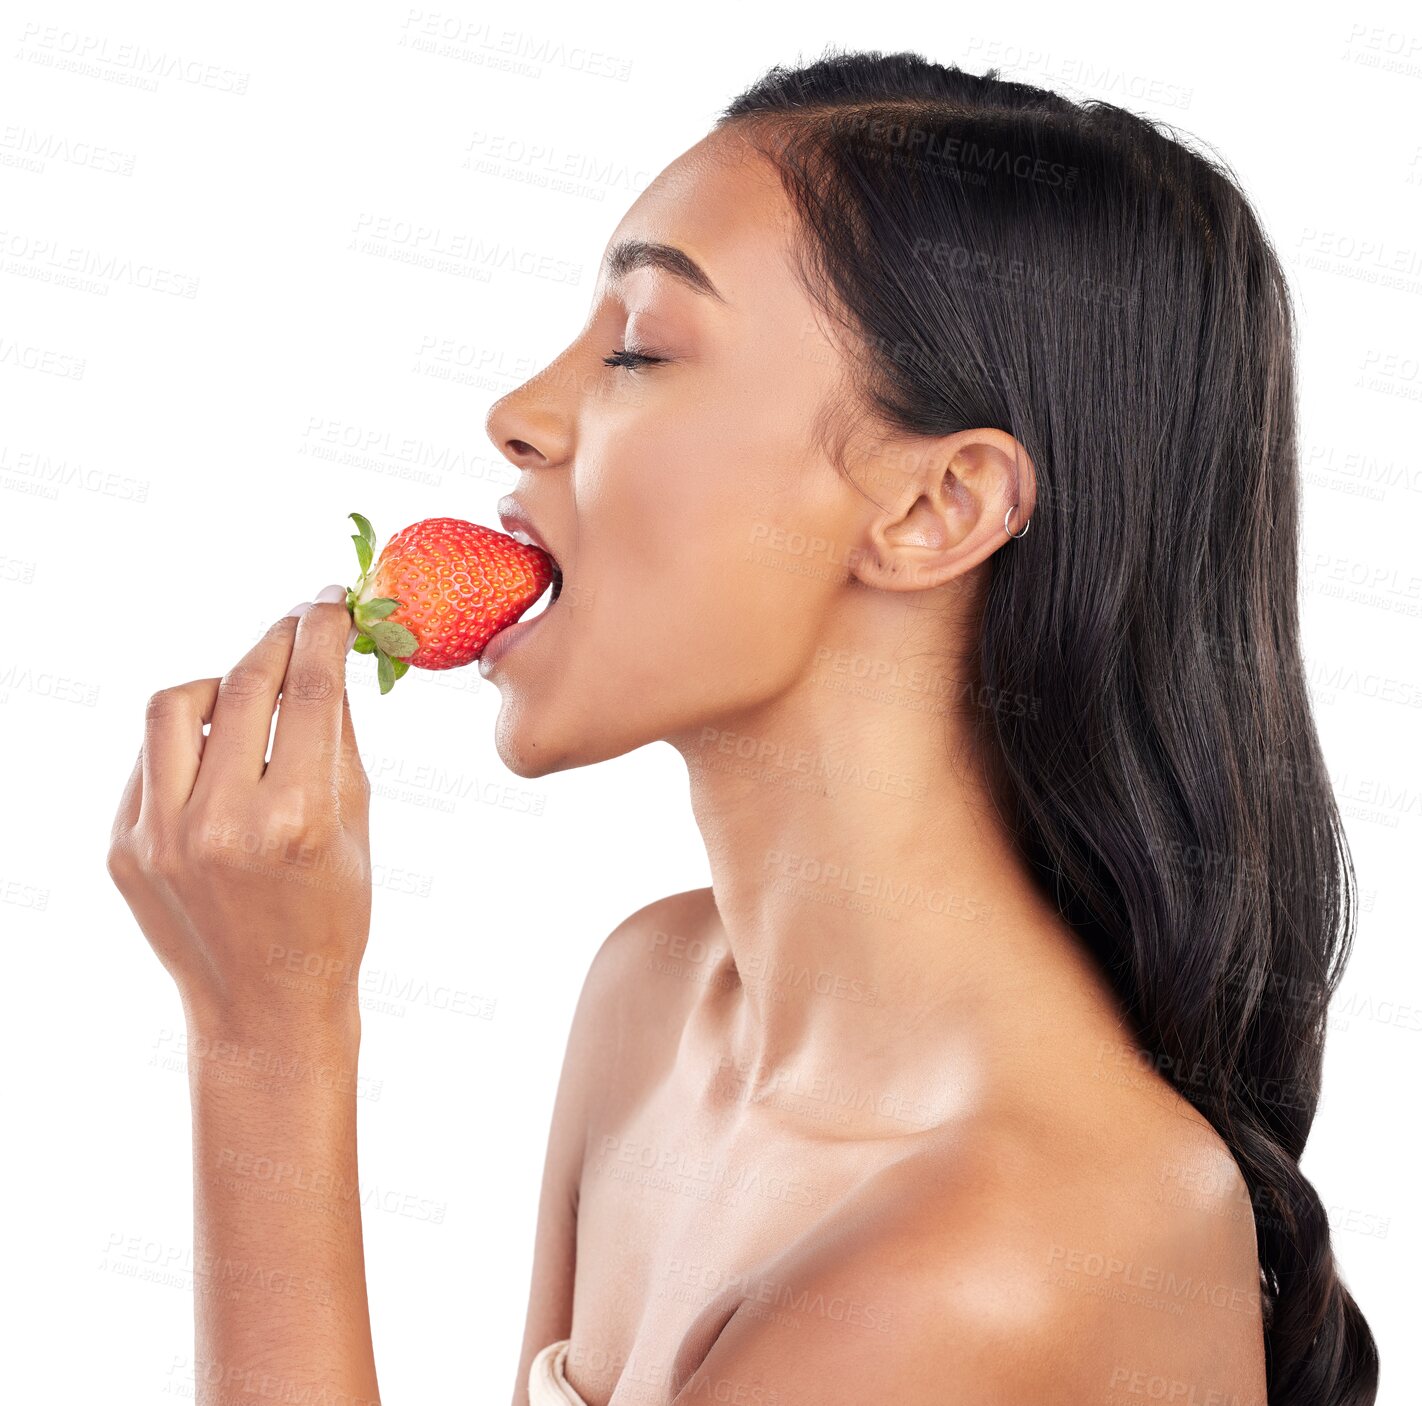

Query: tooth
<box><xmin>508</xmin><ymin>528</ymin><xmax>536</xmax><ymax>548</ymax></box>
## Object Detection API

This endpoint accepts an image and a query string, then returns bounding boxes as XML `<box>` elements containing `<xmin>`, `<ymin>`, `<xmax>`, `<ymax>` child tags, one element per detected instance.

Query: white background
<box><xmin>3</xmin><ymin>1</ymin><xmax>1418</xmax><ymax>1400</ymax></box>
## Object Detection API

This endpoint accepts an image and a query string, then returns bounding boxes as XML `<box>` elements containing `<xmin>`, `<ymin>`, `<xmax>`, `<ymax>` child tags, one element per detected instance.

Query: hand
<box><xmin>107</xmin><ymin>587</ymin><xmax>373</xmax><ymax>1032</ymax></box>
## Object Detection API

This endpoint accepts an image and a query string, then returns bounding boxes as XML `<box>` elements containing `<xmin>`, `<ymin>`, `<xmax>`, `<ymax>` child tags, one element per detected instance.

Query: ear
<box><xmin>848</xmin><ymin>428</ymin><xmax>1037</xmax><ymax>593</ymax></box>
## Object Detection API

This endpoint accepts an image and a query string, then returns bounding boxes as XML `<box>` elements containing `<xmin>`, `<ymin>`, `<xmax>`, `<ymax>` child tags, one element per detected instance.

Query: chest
<box><xmin>565</xmin><ymin>1073</ymin><xmax>879</xmax><ymax>1405</ymax></box>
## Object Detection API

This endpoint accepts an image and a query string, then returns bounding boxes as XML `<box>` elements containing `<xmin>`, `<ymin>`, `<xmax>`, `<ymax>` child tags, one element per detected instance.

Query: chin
<box><xmin>490</xmin><ymin>696</ymin><xmax>633</xmax><ymax>779</ymax></box>
<box><xmin>491</xmin><ymin>703</ymin><xmax>563</xmax><ymax>779</ymax></box>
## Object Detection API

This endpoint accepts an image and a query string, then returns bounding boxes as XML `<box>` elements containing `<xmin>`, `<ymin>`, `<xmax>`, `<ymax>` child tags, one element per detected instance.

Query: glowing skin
<box><xmin>110</xmin><ymin>125</ymin><xmax>1267</xmax><ymax>1406</ymax></box>
<box><xmin>485</xmin><ymin>128</ymin><xmax>1268</xmax><ymax>1405</ymax></box>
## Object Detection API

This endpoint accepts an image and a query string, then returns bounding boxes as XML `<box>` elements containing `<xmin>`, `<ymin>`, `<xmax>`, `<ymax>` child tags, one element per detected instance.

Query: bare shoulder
<box><xmin>584</xmin><ymin>884</ymin><xmax>719</xmax><ymax>987</ymax></box>
<box><xmin>532</xmin><ymin>885</ymin><xmax>718</xmax><ymax>1176</ymax></box>
<box><xmin>675</xmin><ymin>1092</ymin><xmax>1267</xmax><ymax>1405</ymax></box>
<box><xmin>577</xmin><ymin>884</ymin><xmax>719</xmax><ymax>1027</ymax></box>
<box><xmin>562</xmin><ymin>885</ymin><xmax>719</xmax><ymax>1100</ymax></box>
<box><xmin>510</xmin><ymin>887</ymin><xmax>718</xmax><ymax>1402</ymax></box>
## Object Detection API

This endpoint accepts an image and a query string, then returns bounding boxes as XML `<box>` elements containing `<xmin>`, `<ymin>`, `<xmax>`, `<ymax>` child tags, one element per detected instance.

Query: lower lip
<box><xmin>478</xmin><ymin>599</ymin><xmax>556</xmax><ymax>674</ymax></box>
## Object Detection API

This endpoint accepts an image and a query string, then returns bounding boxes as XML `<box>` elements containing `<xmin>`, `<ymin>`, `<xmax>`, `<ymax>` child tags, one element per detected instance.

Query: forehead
<box><xmin>601</xmin><ymin>129</ymin><xmax>801</xmax><ymax>306</ymax></box>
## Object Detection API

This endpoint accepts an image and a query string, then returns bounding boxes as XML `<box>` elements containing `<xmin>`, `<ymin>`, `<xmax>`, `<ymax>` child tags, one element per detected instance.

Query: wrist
<box><xmin>179</xmin><ymin>932</ymin><xmax>367</xmax><ymax>1036</ymax></box>
<box><xmin>182</xmin><ymin>991</ymin><xmax>362</xmax><ymax>1100</ymax></box>
<box><xmin>181</xmin><ymin>971</ymin><xmax>362</xmax><ymax>1041</ymax></box>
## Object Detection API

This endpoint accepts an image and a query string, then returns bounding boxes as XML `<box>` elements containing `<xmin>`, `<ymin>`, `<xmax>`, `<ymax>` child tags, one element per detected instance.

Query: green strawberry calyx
<box><xmin>346</xmin><ymin>511</ymin><xmax>419</xmax><ymax>696</ymax></box>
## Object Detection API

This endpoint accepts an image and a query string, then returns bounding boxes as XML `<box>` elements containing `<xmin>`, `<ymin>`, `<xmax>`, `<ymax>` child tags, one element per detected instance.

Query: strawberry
<box><xmin>343</xmin><ymin>512</ymin><xmax>556</xmax><ymax>694</ymax></box>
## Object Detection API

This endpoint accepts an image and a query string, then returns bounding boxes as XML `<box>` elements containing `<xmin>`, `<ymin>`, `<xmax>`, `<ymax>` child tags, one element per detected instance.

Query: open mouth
<box><xmin>520</xmin><ymin>558</ymin><xmax>563</xmax><ymax>621</ymax></box>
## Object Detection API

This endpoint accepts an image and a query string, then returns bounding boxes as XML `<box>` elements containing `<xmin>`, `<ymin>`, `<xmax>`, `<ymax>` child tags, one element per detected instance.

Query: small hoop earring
<box><xmin>1005</xmin><ymin>506</ymin><xmax>1031</xmax><ymax>540</ymax></box>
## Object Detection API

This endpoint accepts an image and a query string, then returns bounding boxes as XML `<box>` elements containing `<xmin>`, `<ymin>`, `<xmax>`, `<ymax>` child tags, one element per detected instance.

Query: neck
<box><xmin>668</xmin><ymin>608</ymin><xmax>1127</xmax><ymax>1131</ymax></box>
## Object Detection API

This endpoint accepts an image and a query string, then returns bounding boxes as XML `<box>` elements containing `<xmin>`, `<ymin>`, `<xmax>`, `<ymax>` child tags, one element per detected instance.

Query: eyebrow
<box><xmin>604</xmin><ymin>238</ymin><xmax>726</xmax><ymax>302</ymax></box>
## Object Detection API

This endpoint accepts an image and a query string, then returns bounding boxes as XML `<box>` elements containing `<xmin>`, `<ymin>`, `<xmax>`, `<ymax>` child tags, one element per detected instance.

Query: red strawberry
<box><xmin>344</xmin><ymin>512</ymin><xmax>556</xmax><ymax>694</ymax></box>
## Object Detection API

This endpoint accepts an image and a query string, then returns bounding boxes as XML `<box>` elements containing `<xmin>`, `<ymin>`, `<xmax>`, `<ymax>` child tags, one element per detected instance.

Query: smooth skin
<box><xmin>110</xmin><ymin>127</ymin><xmax>1268</xmax><ymax>1406</ymax></box>
<box><xmin>108</xmin><ymin>589</ymin><xmax>379</xmax><ymax>1402</ymax></box>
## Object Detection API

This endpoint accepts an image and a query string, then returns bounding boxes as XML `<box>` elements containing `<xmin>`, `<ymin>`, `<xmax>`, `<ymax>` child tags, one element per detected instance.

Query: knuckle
<box><xmin>145</xmin><ymin>686</ymin><xmax>184</xmax><ymax>723</ymax></box>
<box><xmin>219</xmin><ymin>663</ymin><xmax>273</xmax><ymax>702</ymax></box>
<box><xmin>184</xmin><ymin>801</ymin><xmax>313</xmax><ymax>871</ymax></box>
<box><xmin>260</xmin><ymin>784</ymin><xmax>325</xmax><ymax>845</ymax></box>
<box><xmin>282</xmin><ymin>662</ymin><xmax>339</xmax><ymax>706</ymax></box>
<box><xmin>180</xmin><ymin>813</ymin><xmax>221</xmax><ymax>858</ymax></box>
<box><xmin>180</xmin><ymin>810</ymin><xmax>228</xmax><ymax>862</ymax></box>
<box><xmin>119</xmin><ymin>824</ymin><xmax>184</xmax><ymax>880</ymax></box>
<box><xmin>105</xmin><ymin>838</ymin><xmax>135</xmax><ymax>885</ymax></box>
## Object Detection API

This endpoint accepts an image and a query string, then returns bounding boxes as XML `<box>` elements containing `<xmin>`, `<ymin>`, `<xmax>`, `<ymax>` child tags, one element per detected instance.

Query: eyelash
<box><xmin>602</xmin><ymin>347</ymin><xmax>667</xmax><ymax>372</ymax></box>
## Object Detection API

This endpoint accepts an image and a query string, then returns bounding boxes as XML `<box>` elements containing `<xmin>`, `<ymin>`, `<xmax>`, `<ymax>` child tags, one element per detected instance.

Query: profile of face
<box><xmin>482</xmin><ymin>126</ymin><xmax>1030</xmax><ymax>778</ymax></box>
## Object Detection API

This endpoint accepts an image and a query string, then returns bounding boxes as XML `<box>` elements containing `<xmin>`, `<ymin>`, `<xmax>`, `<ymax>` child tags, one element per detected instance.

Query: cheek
<box><xmin>574</xmin><ymin>385</ymin><xmax>843</xmax><ymax>690</ymax></box>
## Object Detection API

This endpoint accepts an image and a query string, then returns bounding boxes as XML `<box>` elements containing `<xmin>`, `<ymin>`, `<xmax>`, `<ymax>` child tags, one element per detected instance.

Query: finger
<box><xmin>265</xmin><ymin>588</ymin><xmax>353</xmax><ymax>788</ymax></box>
<box><xmin>335</xmin><ymin>684</ymin><xmax>369</xmax><ymax>812</ymax></box>
<box><xmin>113</xmin><ymin>747</ymin><xmax>144</xmax><ymax>841</ymax></box>
<box><xmin>197</xmin><ymin>608</ymin><xmax>306</xmax><ymax>794</ymax></box>
<box><xmin>141</xmin><ymin>679</ymin><xmax>221</xmax><ymax>822</ymax></box>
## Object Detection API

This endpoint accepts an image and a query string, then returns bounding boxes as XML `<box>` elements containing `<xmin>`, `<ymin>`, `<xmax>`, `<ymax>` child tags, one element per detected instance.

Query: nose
<box><xmin>485</xmin><ymin>375</ymin><xmax>572</xmax><ymax>473</ymax></box>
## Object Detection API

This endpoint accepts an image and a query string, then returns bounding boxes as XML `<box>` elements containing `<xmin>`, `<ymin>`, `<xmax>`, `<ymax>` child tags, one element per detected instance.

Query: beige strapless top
<box><xmin>528</xmin><ymin>1339</ymin><xmax>589</xmax><ymax>1406</ymax></box>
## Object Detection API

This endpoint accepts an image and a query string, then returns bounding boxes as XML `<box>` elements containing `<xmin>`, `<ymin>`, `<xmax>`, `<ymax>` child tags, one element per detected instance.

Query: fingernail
<box><xmin>285</xmin><ymin>601</ymin><xmax>312</xmax><ymax>618</ymax></box>
<box><xmin>314</xmin><ymin>583</ymin><xmax>347</xmax><ymax>605</ymax></box>
<box><xmin>345</xmin><ymin>624</ymin><xmax>358</xmax><ymax>651</ymax></box>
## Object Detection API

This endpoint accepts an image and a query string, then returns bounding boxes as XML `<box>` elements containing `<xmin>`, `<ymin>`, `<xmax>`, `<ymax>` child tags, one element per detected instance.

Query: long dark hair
<box><xmin>718</xmin><ymin>49</ymin><xmax>1377</xmax><ymax>1406</ymax></box>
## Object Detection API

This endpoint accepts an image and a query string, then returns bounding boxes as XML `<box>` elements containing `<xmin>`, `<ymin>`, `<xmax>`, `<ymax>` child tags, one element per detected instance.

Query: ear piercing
<box><xmin>1005</xmin><ymin>506</ymin><xmax>1031</xmax><ymax>540</ymax></box>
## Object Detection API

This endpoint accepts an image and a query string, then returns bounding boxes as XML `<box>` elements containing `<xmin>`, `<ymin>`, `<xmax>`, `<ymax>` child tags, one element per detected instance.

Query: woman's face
<box><xmin>481</xmin><ymin>127</ymin><xmax>871</xmax><ymax>776</ymax></box>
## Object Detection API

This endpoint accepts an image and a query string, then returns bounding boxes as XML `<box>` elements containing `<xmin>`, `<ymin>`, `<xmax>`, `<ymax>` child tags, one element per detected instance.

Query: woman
<box><xmin>106</xmin><ymin>49</ymin><xmax>1378</xmax><ymax>1406</ymax></box>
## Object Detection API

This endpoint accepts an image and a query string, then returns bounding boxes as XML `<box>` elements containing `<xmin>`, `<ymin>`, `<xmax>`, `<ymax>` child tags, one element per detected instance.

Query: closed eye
<box><xmin>603</xmin><ymin>347</ymin><xmax>667</xmax><ymax>371</ymax></box>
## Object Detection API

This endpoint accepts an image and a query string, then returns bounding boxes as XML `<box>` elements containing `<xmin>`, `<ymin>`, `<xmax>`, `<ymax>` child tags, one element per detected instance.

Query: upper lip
<box><xmin>497</xmin><ymin>496</ymin><xmax>558</xmax><ymax>565</ymax></box>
